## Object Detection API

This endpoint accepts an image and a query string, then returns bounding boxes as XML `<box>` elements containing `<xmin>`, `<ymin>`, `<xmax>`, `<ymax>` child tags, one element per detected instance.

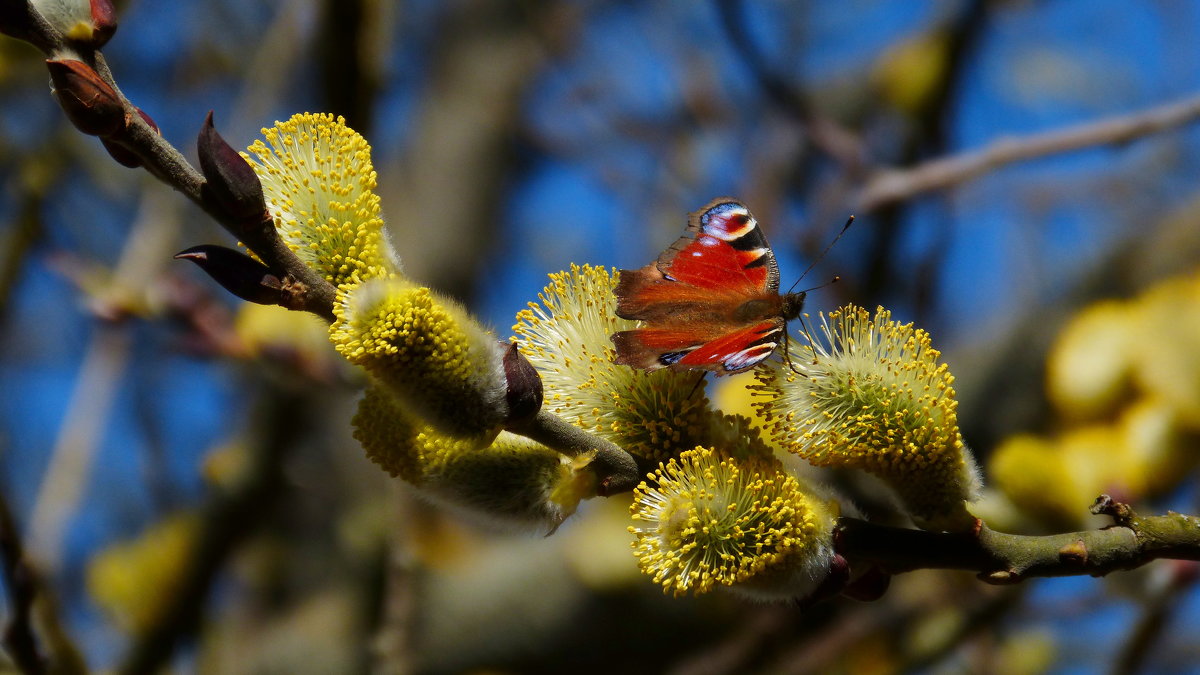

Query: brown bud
<box><xmin>796</xmin><ymin>554</ymin><xmax>851</xmax><ymax>609</ymax></box>
<box><xmin>103</xmin><ymin>108</ymin><xmax>158</xmax><ymax>166</ymax></box>
<box><xmin>87</xmin><ymin>0</ymin><xmax>117</xmax><ymax>48</ymax></box>
<box><xmin>841</xmin><ymin>566</ymin><xmax>891</xmax><ymax>602</ymax></box>
<box><xmin>137</xmin><ymin>107</ymin><xmax>159</xmax><ymax>134</ymax></box>
<box><xmin>198</xmin><ymin>111</ymin><xmax>266</xmax><ymax>222</ymax></box>
<box><xmin>174</xmin><ymin>245</ymin><xmax>282</xmax><ymax>306</ymax></box>
<box><xmin>46</xmin><ymin>59</ymin><xmax>125</xmax><ymax>137</ymax></box>
<box><xmin>100</xmin><ymin>138</ymin><xmax>140</xmax><ymax>167</ymax></box>
<box><xmin>502</xmin><ymin>341</ymin><xmax>543</xmax><ymax>424</ymax></box>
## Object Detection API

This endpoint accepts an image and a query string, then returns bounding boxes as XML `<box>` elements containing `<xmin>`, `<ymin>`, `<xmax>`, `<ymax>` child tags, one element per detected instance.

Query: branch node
<box><xmin>278</xmin><ymin>276</ymin><xmax>311</xmax><ymax>313</ymax></box>
<box><xmin>1057</xmin><ymin>538</ymin><xmax>1089</xmax><ymax>567</ymax></box>
<box><xmin>1091</xmin><ymin>494</ymin><xmax>1135</xmax><ymax>525</ymax></box>
<box><xmin>979</xmin><ymin>569</ymin><xmax>1021</xmax><ymax>585</ymax></box>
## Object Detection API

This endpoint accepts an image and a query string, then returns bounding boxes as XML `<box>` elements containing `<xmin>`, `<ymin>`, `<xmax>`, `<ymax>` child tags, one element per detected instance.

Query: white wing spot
<box><xmin>723</xmin><ymin>342</ymin><xmax>776</xmax><ymax>371</ymax></box>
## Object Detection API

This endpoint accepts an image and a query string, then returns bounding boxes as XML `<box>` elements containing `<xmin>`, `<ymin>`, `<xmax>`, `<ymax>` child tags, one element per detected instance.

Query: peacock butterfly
<box><xmin>611</xmin><ymin>198</ymin><xmax>816</xmax><ymax>376</ymax></box>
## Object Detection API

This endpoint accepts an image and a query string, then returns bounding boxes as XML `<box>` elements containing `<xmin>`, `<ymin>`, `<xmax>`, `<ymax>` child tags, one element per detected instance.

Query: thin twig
<box><xmin>27</xmin><ymin>326</ymin><xmax>132</xmax><ymax>569</ymax></box>
<box><xmin>116</xmin><ymin>385</ymin><xmax>306</xmax><ymax>675</ymax></box>
<box><xmin>1110</xmin><ymin>561</ymin><xmax>1198</xmax><ymax>675</ymax></box>
<box><xmin>713</xmin><ymin>0</ymin><xmax>867</xmax><ymax>172</ymax></box>
<box><xmin>7</xmin><ymin>12</ymin><xmax>341</xmax><ymax>320</ymax></box>
<box><xmin>509</xmin><ymin>409</ymin><xmax>641</xmax><ymax>496</ymax></box>
<box><xmin>857</xmin><ymin>93</ymin><xmax>1200</xmax><ymax>211</ymax></box>
<box><xmin>0</xmin><ymin>491</ymin><xmax>46</xmax><ymax>674</ymax></box>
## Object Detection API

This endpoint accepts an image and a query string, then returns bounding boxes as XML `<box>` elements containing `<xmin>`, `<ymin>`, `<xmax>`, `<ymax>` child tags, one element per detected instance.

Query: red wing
<box><xmin>615</xmin><ymin>199</ymin><xmax>780</xmax><ymax>322</ymax></box>
<box><xmin>657</xmin><ymin>198</ymin><xmax>780</xmax><ymax>295</ymax></box>
<box><xmin>612</xmin><ymin>198</ymin><xmax>786</xmax><ymax>375</ymax></box>
<box><xmin>614</xmin><ymin>262</ymin><xmax>756</xmax><ymax>322</ymax></box>
<box><xmin>611</xmin><ymin>319</ymin><xmax>784</xmax><ymax>375</ymax></box>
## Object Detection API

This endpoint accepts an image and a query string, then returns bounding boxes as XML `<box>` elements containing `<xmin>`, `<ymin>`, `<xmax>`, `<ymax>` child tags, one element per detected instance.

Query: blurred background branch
<box><xmin>857</xmin><ymin>92</ymin><xmax>1200</xmax><ymax>212</ymax></box>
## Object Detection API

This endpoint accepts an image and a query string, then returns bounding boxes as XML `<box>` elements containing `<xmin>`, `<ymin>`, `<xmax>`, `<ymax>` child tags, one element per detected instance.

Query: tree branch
<box><xmin>3</xmin><ymin>14</ymin><xmax>339</xmax><ymax>321</ymax></box>
<box><xmin>507</xmin><ymin>409</ymin><xmax>641</xmax><ymax>496</ymax></box>
<box><xmin>0</xmin><ymin>492</ymin><xmax>46</xmax><ymax>674</ymax></box>
<box><xmin>116</xmin><ymin>385</ymin><xmax>303</xmax><ymax>675</ymax></box>
<box><xmin>836</xmin><ymin>500</ymin><xmax>1200</xmax><ymax>583</ymax></box>
<box><xmin>856</xmin><ymin>92</ymin><xmax>1200</xmax><ymax>211</ymax></box>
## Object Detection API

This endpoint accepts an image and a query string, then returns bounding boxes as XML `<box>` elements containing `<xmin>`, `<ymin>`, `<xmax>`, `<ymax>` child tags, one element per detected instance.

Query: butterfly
<box><xmin>611</xmin><ymin>198</ymin><xmax>812</xmax><ymax>376</ymax></box>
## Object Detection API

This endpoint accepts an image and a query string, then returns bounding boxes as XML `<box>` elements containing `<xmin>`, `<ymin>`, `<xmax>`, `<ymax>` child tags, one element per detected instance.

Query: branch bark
<box><xmin>0</xmin><ymin>492</ymin><xmax>46</xmax><ymax>674</ymax></box>
<box><xmin>7</xmin><ymin>10</ymin><xmax>340</xmax><ymax>321</ymax></box>
<box><xmin>836</xmin><ymin>503</ymin><xmax>1200</xmax><ymax>583</ymax></box>
<box><xmin>857</xmin><ymin>93</ymin><xmax>1200</xmax><ymax>212</ymax></box>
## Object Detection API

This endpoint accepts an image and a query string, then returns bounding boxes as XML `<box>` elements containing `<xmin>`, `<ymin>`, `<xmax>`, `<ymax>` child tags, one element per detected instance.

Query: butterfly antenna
<box><xmin>687</xmin><ymin>372</ymin><xmax>708</xmax><ymax>399</ymax></box>
<box><xmin>786</xmin><ymin>215</ymin><xmax>855</xmax><ymax>294</ymax></box>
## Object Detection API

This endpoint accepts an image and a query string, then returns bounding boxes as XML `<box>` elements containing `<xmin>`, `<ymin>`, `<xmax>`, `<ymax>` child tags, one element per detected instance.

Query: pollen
<box><xmin>754</xmin><ymin>305</ymin><xmax>978</xmax><ymax>529</ymax></box>
<box><xmin>244</xmin><ymin>113</ymin><xmax>396</xmax><ymax>291</ymax></box>
<box><xmin>332</xmin><ymin>279</ymin><xmax>506</xmax><ymax>439</ymax></box>
<box><xmin>629</xmin><ymin>447</ymin><xmax>835</xmax><ymax>598</ymax></box>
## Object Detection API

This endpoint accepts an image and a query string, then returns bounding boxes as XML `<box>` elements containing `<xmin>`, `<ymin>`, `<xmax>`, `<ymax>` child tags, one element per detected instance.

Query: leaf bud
<box><xmin>174</xmin><ymin>245</ymin><xmax>282</xmax><ymax>306</ymax></box>
<box><xmin>46</xmin><ymin>58</ymin><xmax>125</xmax><ymax>137</ymax></box>
<box><xmin>198</xmin><ymin>111</ymin><xmax>267</xmax><ymax>223</ymax></box>
<box><xmin>501</xmin><ymin>341</ymin><xmax>543</xmax><ymax>425</ymax></box>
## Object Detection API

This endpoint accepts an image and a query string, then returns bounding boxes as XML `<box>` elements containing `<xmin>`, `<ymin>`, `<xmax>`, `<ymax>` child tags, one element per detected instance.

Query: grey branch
<box><xmin>857</xmin><ymin>93</ymin><xmax>1200</xmax><ymax>211</ymax></box>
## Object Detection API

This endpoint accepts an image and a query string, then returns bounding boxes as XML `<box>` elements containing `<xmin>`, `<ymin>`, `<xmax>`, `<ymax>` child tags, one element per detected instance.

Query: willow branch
<box><xmin>836</xmin><ymin>501</ymin><xmax>1200</xmax><ymax>583</ymax></box>
<box><xmin>508</xmin><ymin>409</ymin><xmax>641</xmax><ymax>496</ymax></box>
<box><xmin>6</xmin><ymin>3</ymin><xmax>643</xmax><ymax>499</ymax></box>
<box><xmin>714</xmin><ymin>0</ymin><xmax>867</xmax><ymax>172</ymax></box>
<box><xmin>856</xmin><ymin>92</ymin><xmax>1200</xmax><ymax>211</ymax></box>
<box><xmin>4</xmin><ymin>16</ymin><xmax>338</xmax><ymax>320</ymax></box>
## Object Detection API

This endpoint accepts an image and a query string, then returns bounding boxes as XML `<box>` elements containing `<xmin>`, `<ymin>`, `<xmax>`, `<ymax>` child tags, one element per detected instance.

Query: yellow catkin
<box><xmin>243</xmin><ymin>113</ymin><xmax>396</xmax><ymax>291</ymax></box>
<box><xmin>332</xmin><ymin>279</ymin><xmax>506</xmax><ymax>438</ymax></box>
<box><xmin>86</xmin><ymin>513</ymin><xmax>199</xmax><ymax>634</ymax></box>
<box><xmin>755</xmin><ymin>305</ymin><xmax>978</xmax><ymax>529</ymax></box>
<box><xmin>514</xmin><ymin>264</ymin><xmax>723</xmax><ymax>464</ymax></box>
<box><xmin>629</xmin><ymin>447</ymin><xmax>835</xmax><ymax>599</ymax></box>
<box><xmin>353</xmin><ymin>383</ymin><xmax>593</xmax><ymax>529</ymax></box>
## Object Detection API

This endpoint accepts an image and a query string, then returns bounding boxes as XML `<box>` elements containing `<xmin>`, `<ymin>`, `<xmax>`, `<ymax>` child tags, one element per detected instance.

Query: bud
<box><xmin>502</xmin><ymin>341</ymin><xmax>543</xmax><ymax>425</ymax></box>
<box><xmin>841</xmin><ymin>565</ymin><xmax>891</xmax><ymax>602</ymax></box>
<box><xmin>198</xmin><ymin>111</ymin><xmax>267</xmax><ymax>223</ymax></box>
<box><xmin>100</xmin><ymin>110</ymin><xmax>154</xmax><ymax>167</ymax></box>
<box><xmin>29</xmin><ymin>0</ymin><xmax>116</xmax><ymax>48</ymax></box>
<box><xmin>86</xmin><ymin>0</ymin><xmax>116</xmax><ymax>47</ymax></box>
<box><xmin>101</xmin><ymin>138</ymin><xmax>139</xmax><ymax>167</ymax></box>
<box><xmin>136</xmin><ymin>107</ymin><xmax>159</xmax><ymax>133</ymax></box>
<box><xmin>46</xmin><ymin>58</ymin><xmax>125</xmax><ymax>137</ymax></box>
<box><xmin>174</xmin><ymin>245</ymin><xmax>282</xmax><ymax>306</ymax></box>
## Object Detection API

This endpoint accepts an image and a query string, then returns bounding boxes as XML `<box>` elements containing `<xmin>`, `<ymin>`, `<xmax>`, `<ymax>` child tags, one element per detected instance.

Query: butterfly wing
<box><xmin>612</xmin><ymin>198</ymin><xmax>786</xmax><ymax>375</ymax></box>
<box><xmin>612</xmin><ymin>318</ymin><xmax>785</xmax><ymax>373</ymax></box>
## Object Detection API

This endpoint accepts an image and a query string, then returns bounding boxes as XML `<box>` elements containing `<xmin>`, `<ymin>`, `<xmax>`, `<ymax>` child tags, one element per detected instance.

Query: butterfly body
<box><xmin>611</xmin><ymin>198</ymin><xmax>804</xmax><ymax>375</ymax></box>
